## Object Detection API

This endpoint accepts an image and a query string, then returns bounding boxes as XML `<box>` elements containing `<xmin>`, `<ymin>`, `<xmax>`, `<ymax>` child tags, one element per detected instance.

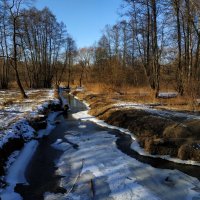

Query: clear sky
<box><xmin>34</xmin><ymin>0</ymin><xmax>122</xmax><ymax>48</ymax></box>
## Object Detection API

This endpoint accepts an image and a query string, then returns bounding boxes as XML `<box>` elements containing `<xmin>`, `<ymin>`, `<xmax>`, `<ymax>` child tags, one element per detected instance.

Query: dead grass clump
<box><xmin>85</xmin><ymin>83</ymin><xmax>110</xmax><ymax>94</ymax></box>
<box><xmin>2</xmin><ymin>99</ymin><xmax>14</xmax><ymax>106</ymax></box>
<box><xmin>53</xmin><ymin>89</ymin><xmax>60</xmax><ymax>99</ymax></box>
<box><xmin>178</xmin><ymin>143</ymin><xmax>200</xmax><ymax>161</ymax></box>
<box><xmin>163</xmin><ymin>123</ymin><xmax>192</xmax><ymax>138</ymax></box>
<box><xmin>88</xmin><ymin>104</ymin><xmax>115</xmax><ymax>118</ymax></box>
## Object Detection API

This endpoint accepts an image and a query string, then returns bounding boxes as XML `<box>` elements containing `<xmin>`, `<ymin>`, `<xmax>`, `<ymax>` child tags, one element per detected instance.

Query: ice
<box><xmin>0</xmin><ymin>89</ymin><xmax>61</xmax><ymax>198</ymax></box>
<box><xmin>51</xmin><ymin>139</ymin><xmax>71</xmax><ymax>151</ymax></box>
<box><xmin>50</xmin><ymin>120</ymin><xmax>200</xmax><ymax>200</ymax></box>
<box><xmin>4</xmin><ymin>151</ymin><xmax>20</xmax><ymax>172</ymax></box>
<box><xmin>1</xmin><ymin>140</ymin><xmax>39</xmax><ymax>200</ymax></box>
<box><xmin>72</xmin><ymin>110</ymin><xmax>200</xmax><ymax>167</ymax></box>
<box><xmin>37</xmin><ymin>111</ymin><xmax>62</xmax><ymax>138</ymax></box>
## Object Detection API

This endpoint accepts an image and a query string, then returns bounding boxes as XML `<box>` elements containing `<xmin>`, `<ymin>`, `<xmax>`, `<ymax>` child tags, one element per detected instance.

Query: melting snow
<box><xmin>72</xmin><ymin>110</ymin><xmax>200</xmax><ymax>167</ymax></box>
<box><xmin>49</xmin><ymin>113</ymin><xmax>200</xmax><ymax>200</ymax></box>
<box><xmin>158</xmin><ymin>92</ymin><xmax>178</xmax><ymax>98</ymax></box>
<box><xmin>0</xmin><ymin>89</ymin><xmax>59</xmax><ymax>148</ymax></box>
<box><xmin>37</xmin><ymin>111</ymin><xmax>62</xmax><ymax>138</ymax></box>
<box><xmin>0</xmin><ymin>140</ymin><xmax>38</xmax><ymax>200</ymax></box>
<box><xmin>113</xmin><ymin>102</ymin><xmax>200</xmax><ymax>121</ymax></box>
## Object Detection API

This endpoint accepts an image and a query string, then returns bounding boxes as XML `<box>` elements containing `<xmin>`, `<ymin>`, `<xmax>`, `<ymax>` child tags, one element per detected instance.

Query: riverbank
<box><xmin>0</xmin><ymin>89</ymin><xmax>62</xmax><ymax>191</ymax></box>
<box><xmin>72</xmin><ymin>89</ymin><xmax>200</xmax><ymax>164</ymax></box>
<box><xmin>2</xmin><ymin>91</ymin><xmax>200</xmax><ymax>200</ymax></box>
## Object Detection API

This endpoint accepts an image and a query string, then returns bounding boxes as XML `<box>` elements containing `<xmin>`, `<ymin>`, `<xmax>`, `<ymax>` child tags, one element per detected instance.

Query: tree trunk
<box><xmin>174</xmin><ymin>0</ymin><xmax>184</xmax><ymax>95</ymax></box>
<box><xmin>13</xmin><ymin>17</ymin><xmax>28</xmax><ymax>98</ymax></box>
<box><xmin>151</xmin><ymin>0</ymin><xmax>160</xmax><ymax>97</ymax></box>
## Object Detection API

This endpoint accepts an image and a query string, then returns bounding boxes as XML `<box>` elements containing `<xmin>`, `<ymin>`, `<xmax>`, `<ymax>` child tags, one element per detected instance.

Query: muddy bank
<box><xmin>72</xmin><ymin>91</ymin><xmax>200</xmax><ymax>162</ymax></box>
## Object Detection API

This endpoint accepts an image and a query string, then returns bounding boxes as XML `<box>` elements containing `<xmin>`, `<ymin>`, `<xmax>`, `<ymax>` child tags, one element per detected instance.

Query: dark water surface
<box><xmin>16</xmin><ymin>93</ymin><xmax>200</xmax><ymax>199</ymax></box>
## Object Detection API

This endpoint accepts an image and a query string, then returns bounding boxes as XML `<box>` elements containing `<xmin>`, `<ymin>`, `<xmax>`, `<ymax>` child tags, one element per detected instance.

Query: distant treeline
<box><xmin>0</xmin><ymin>0</ymin><xmax>77</xmax><ymax>97</ymax></box>
<box><xmin>84</xmin><ymin>0</ymin><xmax>200</xmax><ymax>97</ymax></box>
<box><xmin>1</xmin><ymin>0</ymin><xmax>200</xmax><ymax>98</ymax></box>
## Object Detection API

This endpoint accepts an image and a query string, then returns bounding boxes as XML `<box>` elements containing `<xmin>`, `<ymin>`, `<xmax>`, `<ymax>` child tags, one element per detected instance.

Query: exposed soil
<box><xmin>72</xmin><ymin>91</ymin><xmax>200</xmax><ymax>162</ymax></box>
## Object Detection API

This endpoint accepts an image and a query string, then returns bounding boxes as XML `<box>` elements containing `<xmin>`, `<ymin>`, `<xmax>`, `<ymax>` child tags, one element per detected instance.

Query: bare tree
<box><xmin>65</xmin><ymin>35</ymin><xmax>77</xmax><ymax>89</ymax></box>
<box><xmin>2</xmin><ymin>0</ymin><xmax>29</xmax><ymax>98</ymax></box>
<box><xmin>77</xmin><ymin>47</ymin><xmax>93</xmax><ymax>87</ymax></box>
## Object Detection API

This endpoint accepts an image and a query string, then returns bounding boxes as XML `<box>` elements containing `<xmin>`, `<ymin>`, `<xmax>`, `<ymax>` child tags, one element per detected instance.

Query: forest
<box><xmin>0</xmin><ymin>0</ymin><xmax>200</xmax><ymax>100</ymax></box>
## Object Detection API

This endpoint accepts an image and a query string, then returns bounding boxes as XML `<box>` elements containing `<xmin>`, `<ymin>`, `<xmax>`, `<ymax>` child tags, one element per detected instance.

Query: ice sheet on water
<box><xmin>51</xmin><ymin>139</ymin><xmax>71</xmax><ymax>151</ymax></box>
<box><xmin>37</xmin><ymin>111</ymin><xmax>62</xmax><ymax>138</ymax></box>
<box><xmin>50</xmin><ymin>118</ymin><xmax>200</xmax><ymax>200</ymax></box>
<box><xmin>72</xmin><ymin>110</ymin><xmax>200</xmax><ymax>167</ymax></box>
<box><xmin>0</xmin><ymin>140</ymin><xmax>38</xmax><ymax>200</ymax></box>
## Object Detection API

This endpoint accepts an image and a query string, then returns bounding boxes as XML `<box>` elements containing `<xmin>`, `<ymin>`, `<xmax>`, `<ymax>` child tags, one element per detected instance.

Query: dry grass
<box><xmin>85</xmin><ymin>83</ymin><xmax>112</xmax><ymax>94</ymax></box>
<box><xmin>80</xmin><ymin>83</ymin><xmax>200</xmax><ymax>112</ymax></box>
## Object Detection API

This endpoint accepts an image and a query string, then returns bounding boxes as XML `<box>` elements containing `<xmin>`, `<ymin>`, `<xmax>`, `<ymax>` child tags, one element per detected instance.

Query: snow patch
<box><xmin>158</xmin><ymin>92</ymin><xmax>178</xmax><ymax>98</ymax></box>
<box><xmin>1</xmin><ymin>140</ymin><xmax>38</xmax><ymax>200</ymax></box>
<box><xmin>37</xmin><ymin>111</ymin><xmax>62</xmax><ymax>138</ymax></box>
<box><xmin>0</xmin><ymin>119</ymin><xmax>35</xmax><ymax>149</ymax></box>
<box><xmin>75</xmin><ymin>86</ymin><xmax>84</xmax><ymax>92</ymax></box>
<box><xmin>50</xmin><ymin>125</ymin><xmax>200</xmax><ymax>200</ymax></box>
<box><xmin>72</xmin><ymin>110</ymin><xmax>200</xmax><ymax>166</ymax></box>
<box><xmin>0</xmin><ymin>89</ymin><xmax>60</xmax><ymax>149</ymax></box>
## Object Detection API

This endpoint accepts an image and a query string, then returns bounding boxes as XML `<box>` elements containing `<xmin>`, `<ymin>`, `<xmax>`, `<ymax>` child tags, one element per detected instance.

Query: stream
<box><xmin>16</xmin><ymin>93</ymin><xmax>200</xmax><ymax>200</ymax></box>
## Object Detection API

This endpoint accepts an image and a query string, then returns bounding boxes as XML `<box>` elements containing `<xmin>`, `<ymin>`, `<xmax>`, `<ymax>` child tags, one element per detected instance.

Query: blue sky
<box><xmin>35</xmin><ymin>0</ymin><xmax>122</xmax><ymax>48</ymax></box>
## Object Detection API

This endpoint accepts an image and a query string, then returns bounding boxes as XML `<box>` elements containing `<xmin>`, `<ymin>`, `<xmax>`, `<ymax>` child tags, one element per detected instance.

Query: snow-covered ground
<box><xmin>0</xmin><ymin>89</ymin><xmax>61</xmax><ymax>199</ymax></box>
<box><xmin>74</xmin><ymin>110</ymin><xmax>200</xmax><ymax>168</ymax></box>
<box><xmin>1</xmin><ymin>140</ymin><xmax>39</xmax><ymax>200</ymax></box>
<box><xmin>0</xmin><ymin>110</ymin><xmax>61</xmax><ymax>200</ymax></box>
<box><xmin>0</xmin><ymin>89</ymin><xmax>59</xmax><ymax>148</ymax></box>
<box><xmin>45</xmin><ymin>111</ymin><xmax>200</xmax><ymax>200</ymax></box>
<box><xmin>1</xmin><ymin>92</ymin><xmax>200</xmax><ymax>200</ymax></box>
<box><xmin>0</xmin><ymin>89</ymin><xmax>58</xmax><ymax>128</ymax></box>
<box><xmin>158</xmin><ymin>92</ymin><xmax>178</xmax><ymax>98</ymax></box>
<box><xmin>71</xmin><ymin>93</ymin><xmax>200</xmax><ymax>166</ymax></box>
<box><xmin>113</xmin><ymin>102</ymin><xmax>200</xmax><ymax>121</ymax></box>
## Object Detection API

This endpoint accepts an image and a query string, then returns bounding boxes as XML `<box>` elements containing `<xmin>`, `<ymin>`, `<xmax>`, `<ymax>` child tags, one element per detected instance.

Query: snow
<box><xmin>0</xmin><ymin>89</ymin><xmax>57</xmax><ymax>129</ymax></box>
<box><xmin>49</xmin><ymin>117</ymin><xmax>200</xmax><ymax>200</ymax></box>
<box><xmin>74</xmin><ymin>93</ymin><xmax>200</xmax><ymax>121</ymax></box>
<box><xmin>0</xmin><ymin>119</ymin><xmax>35</xmax><ymax>148</ymax></box>
<box><xmin>4</xmin><ymin>151</ymin><xmax>20</xmax><ymax>170</ymax></box>
<box><xmin>158</xmin><ymin>92</ymin><xmax>178</xmax><ymax>98</ymax></box>
<box><xmin>37</xmin><ymin>111</ymin><xmax>62</xmax><ymax>138</ymax></box>
<box><xmin>0</xmin><ymin>89</ymin><xmax>59</xmax><ymax>149</ymax></box>
<box><xmin>0</xmin><ymin>89</ymin><xmax>61</xmax><ymax>198</ymax></box>
<box><xmin>72</xmin><ymin>110</ymin><xmax>200</xmax><ymax>167</ymax></box>
<box><xmin>75</xmin><ymin>86</ymin><xmax>84</xmax><ymax>92</ymax></box>
<box><xmin>113</xmin><ymin>102</ymin><xmax>200</xmax><ymax>120</ymax></box>
<box><xmin>0</xmin><ymin>110</ymin><xmax>62</xmax><ymax>198</ymax></box>
<box><xmin>0</xmin><ymin>140</ymin><xmax>39</xmax><ymax>200</ymax></box>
